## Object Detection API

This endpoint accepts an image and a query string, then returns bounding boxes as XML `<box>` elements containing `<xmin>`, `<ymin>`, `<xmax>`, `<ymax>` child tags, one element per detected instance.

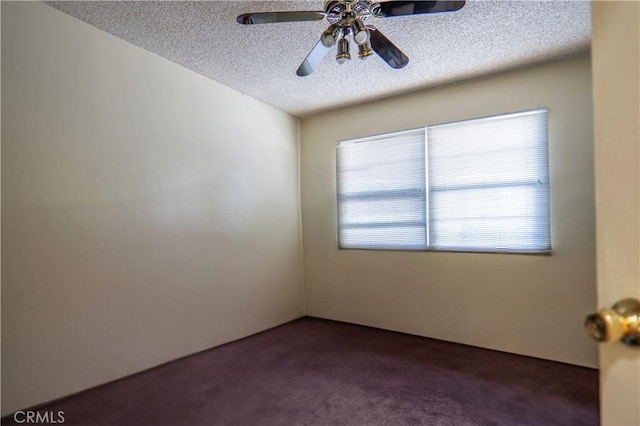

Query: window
<box><xmin>336</xmin><ymin>108</ymin><xmax>550</xmax><ymax>253</ymax></box>
<box><xmin>337</xmin><ymin>129</ymin><xmax>427</xmax><ymax>250</ymax></box>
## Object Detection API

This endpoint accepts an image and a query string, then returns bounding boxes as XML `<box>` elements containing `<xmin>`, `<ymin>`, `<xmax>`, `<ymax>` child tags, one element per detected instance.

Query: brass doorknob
<box><xmin>584</xmin><ymin>298</ymin><xmax>640</xmax><ymax>347</ymax></box>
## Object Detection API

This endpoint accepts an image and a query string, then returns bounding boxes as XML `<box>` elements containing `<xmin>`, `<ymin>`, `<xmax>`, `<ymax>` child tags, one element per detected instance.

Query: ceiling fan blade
<box><xmin>296</xmin><ymin>40</ymin><xmax>332</xmax><ymax>77</ymax></box>
<box><xmin>371</xmin><ymin>1</ymin><xmax>465</xmax><ymax>18</ymax></box>
<box><xmin>237</xmin><ymin>11</ymin><xmax>325</xmax><ymax>25</ymax></box>
<box><xmin>368</xmin><ymin>26</ymin><xmax>409</xmax><ymax>69</ymax></box>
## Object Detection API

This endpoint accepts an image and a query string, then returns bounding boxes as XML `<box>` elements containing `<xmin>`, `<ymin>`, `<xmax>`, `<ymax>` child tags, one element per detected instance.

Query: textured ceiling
<box><xmin>46</xmin><ymin>1</ymin><xmax>591</xmax><ymax>117</ymax></box>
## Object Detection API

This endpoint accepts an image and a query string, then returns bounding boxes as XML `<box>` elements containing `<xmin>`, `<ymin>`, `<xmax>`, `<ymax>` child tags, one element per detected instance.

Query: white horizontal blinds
<box><xmin>427</xmin><ymin>108</ymin><xmax>550</xmax><ymax>252</ymax></box>
<box><xmin>337</xmin><ymin>129</ymin><xmax>427</xmax><ymax>249</ymax></box>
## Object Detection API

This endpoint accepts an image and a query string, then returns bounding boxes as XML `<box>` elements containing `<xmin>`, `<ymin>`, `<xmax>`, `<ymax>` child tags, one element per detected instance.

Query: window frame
<box><xmin>335</xmin><ymin>108</ymin><xmax>551</xmax><ymax>254</ymax></box>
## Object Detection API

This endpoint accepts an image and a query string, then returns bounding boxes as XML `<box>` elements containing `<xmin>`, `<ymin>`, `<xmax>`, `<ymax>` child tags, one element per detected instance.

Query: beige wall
<box><xmin>300</xmin><ymin>55</ymin><xmax>597</xmax><ymax>367</ymax></box>
<box><xmin>1</xmin><ymin>2</ymin><xmax>304</xmax><ymax>415</ymax></box>
<box><xmin>592</xmin><ymin>1</ymin><xmax>640</xmax><ymax>424</ymax></box>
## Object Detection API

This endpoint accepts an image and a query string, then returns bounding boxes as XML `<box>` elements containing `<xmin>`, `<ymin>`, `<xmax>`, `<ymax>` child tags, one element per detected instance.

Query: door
<box><xmin>591</xmin><ymin>1</ymin><xmax>640</xmax><ymax>425</ymax></box>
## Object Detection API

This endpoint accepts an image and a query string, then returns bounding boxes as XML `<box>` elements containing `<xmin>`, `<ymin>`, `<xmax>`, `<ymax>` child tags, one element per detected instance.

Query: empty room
<box><xmin>1</xmin><ymin>1</ymin><xmax>638</xmax><ymax>425</ymax></box>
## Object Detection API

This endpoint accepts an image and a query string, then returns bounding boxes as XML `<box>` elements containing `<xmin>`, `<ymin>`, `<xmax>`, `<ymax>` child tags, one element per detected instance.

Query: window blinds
<box><xmin>336</xmin><ymin>108</ymin><xmax>550</xmax><ymax>253</ymax></box>
<box><xmin>337</xmin><ymin>129</ymin><xmax>427</xmax><ymax>250</ymax></box>
<box><xmin>427</xmin><ymin>108</ymin><xmax>550</xmax><ymax>252</ymax></box>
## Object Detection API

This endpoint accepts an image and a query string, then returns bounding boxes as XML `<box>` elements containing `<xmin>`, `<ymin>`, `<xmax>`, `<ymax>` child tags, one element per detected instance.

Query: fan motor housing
<box><xmin>325</xmin><ymin>0</ymin><xmax>372</xmax><ymax>24</ymax></box>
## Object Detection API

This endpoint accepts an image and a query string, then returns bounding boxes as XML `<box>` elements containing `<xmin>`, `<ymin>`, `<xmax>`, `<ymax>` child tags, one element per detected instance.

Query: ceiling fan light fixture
<box><xmin>237</xmin><ymin>0</ymin><xmax>467</xmax><ymax>76</ymax></box>
<box><xmin>336</xmin><ymin>37</ymin><xmax>351</xmax><ymax>64</ymax></box>
<box><xmin>358</xmin><ymin>41</ymin><xmax>374</xmax><ymax>59</ymax></box>
<box><xmin>352</xmin><ymin>19</ymin><xmax>369</xmax><ymax>45</ymax></box>
<box><xmin>321</xmin><ymin>24</ymin><xmax>338</xmax><ymax>48</ymax></box>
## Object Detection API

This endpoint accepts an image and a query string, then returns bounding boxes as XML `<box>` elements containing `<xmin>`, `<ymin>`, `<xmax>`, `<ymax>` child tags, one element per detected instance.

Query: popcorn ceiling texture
<box><xmin>46</xmin><ymin>1</ymin><xmax>591</xmax><ymax>117</ymax></box>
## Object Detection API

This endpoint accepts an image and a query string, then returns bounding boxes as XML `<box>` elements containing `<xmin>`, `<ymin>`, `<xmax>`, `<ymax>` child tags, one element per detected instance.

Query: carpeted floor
<box><xmin>2</xmin><ymin>317</ymin><xmax>599</xmax><ymax>425</ymax></box>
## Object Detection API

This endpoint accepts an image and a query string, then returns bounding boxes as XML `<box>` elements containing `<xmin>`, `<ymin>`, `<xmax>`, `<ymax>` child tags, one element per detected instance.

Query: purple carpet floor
<box><xmin>2</xmin><ymin>317</ymin><xmax>599</xmax><ymax>425</ymax></box>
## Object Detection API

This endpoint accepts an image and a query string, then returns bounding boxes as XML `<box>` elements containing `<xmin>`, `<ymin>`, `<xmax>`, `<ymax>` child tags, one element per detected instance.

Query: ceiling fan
<box><xmin>237</xmin><ymin>0</ymin><xmax>465</xmax><ymax>76</ymax></box>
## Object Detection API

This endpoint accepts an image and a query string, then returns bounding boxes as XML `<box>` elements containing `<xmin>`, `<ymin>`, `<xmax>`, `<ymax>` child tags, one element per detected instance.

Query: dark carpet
<box><xmin>2</xmin><ymin>317</ymin><xmax>599</xmax><ymax>426</ymax></box>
